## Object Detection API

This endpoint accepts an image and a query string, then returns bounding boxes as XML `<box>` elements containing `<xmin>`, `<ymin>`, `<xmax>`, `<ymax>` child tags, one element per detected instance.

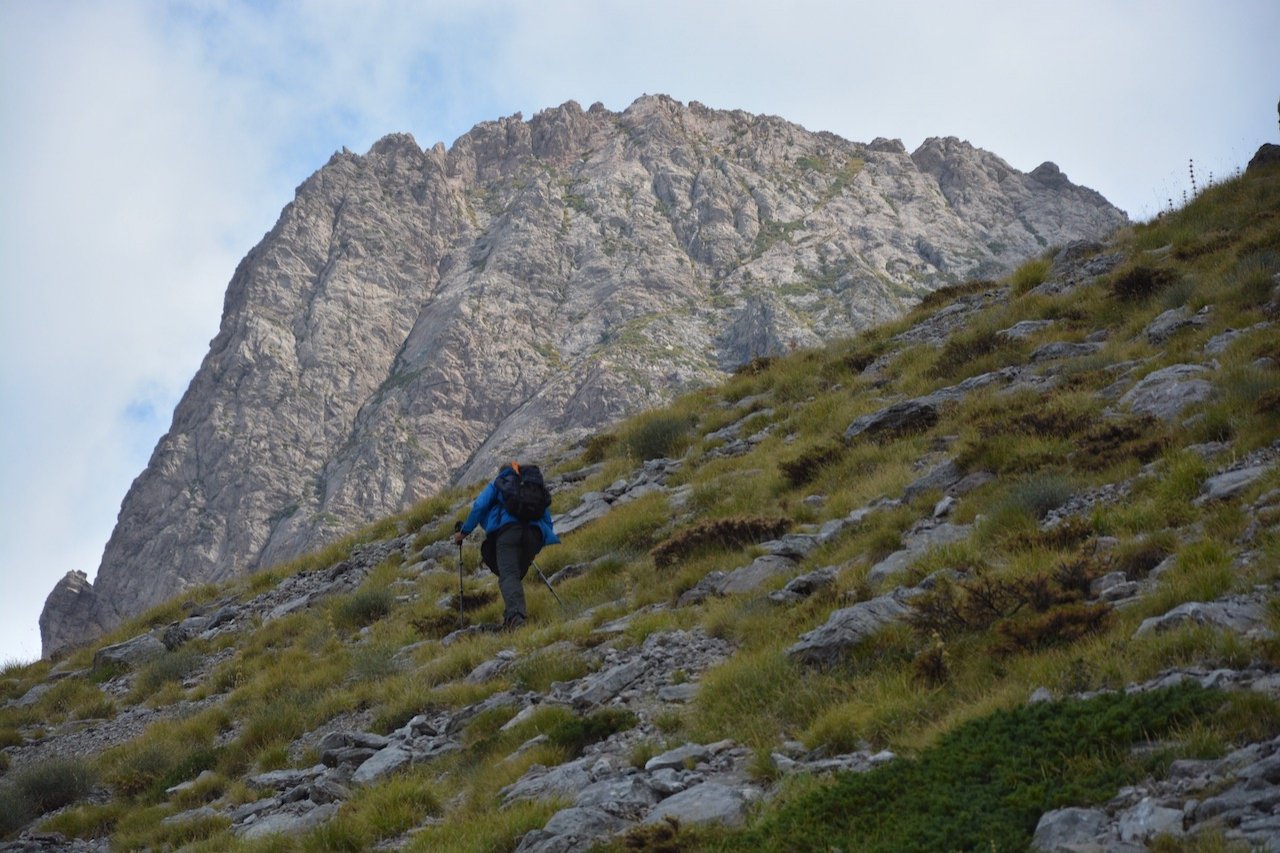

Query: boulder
<box><xmin>1144</xmin><ymin>307</ymin><xmax>1205</xmax><ymax>344</ymax></box>
<box><xmin>502</xmin><ymin>758</ymin><xmax>595</xmax><ymax>805</ymax></box>
<box><xmin>787</xmin><ymin>587</ymin><xmax>916</xmax><ymax>667</ymax></box>
<box><xmin>351</xmin><ymin>745</ymin><xmax>413</xmax><ymax>785</ymax></box>
<box><xmin>1031</xmin><ymin>807</ymin><xmax>1108</xmax><ymax>851</ymax></box>
<box><xmin>1118</xmin><ymin>364</ymin><xmax>1214</xmax><ymax>421</ymax></box>
<box><xmin>569</xmin><ymin>659</ymin><xmax>648</xmax><ymax>709</ymax></box>
<box><xmin>1134</xmin><ymin>595</ymin><xmax>1273</xmax><ymax>640</ymax></box>
<box><xmin>1118</xmin><ymin>797</ymin><xmax>1184</xmax><ymax>843</ymax></box>
<box><xmin>643</xmin><ymin>782</ymin><xmax>752</xmax><ymax>828</ymax></box>
<box><xmin>237</xmin><ymin>804</ymin><xmax>339</xmax><ymax>839</ymax></box>
<box><xmin>93</xmin><ymin>633</ymin><xmax>167</xmax><ymax>670</ymax></box>
<box><xmin>1194</xmin><ymin>465</ymin><xmax>1270</xmax><ymax>505</ymax></box>
<box><xmin>769</xmin><ymin>566</ymin><xmax>839</xmax><ymax>605</ymax></box>
<box><xmin>845</xmin><ymin>399</ymin><xmax>939</xmax><ymax>442</ymax></box>
<box><xmin>716</xmin><ymin>555</ymin><xmax>797</xmax><ymax>595</ymax></box>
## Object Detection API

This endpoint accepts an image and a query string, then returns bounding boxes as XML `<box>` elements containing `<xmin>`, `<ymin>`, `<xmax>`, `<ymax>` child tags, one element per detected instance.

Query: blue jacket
<box><xmin>460</xmin><ymin>468</ymin><xmax>560</xmax><ymax>547</ymax></box>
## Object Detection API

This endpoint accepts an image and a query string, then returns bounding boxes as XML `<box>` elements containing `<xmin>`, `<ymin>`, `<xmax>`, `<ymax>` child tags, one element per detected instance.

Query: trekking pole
<box><xmin>453</xmin><ymin>522</ymin><xmax>465</xmax><ymax>628</ymax></box>
<box><xmin>530</xmin><ymin>561</ymin><xmax>567</xmax><ymax>611</ymax></box>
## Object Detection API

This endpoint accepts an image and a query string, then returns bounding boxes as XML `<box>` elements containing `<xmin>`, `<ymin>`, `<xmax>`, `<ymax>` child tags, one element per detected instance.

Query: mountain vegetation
<box><xmin>3</xmin><ymin>157</ymin><xmax>1278</xmax><ymax>851</ymax></box>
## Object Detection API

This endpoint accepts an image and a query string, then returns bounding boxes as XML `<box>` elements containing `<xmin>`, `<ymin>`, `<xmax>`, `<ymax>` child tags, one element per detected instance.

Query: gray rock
<box><xmin>769</xmin><ymin>566</ymin><xmax>839</xmax><ymax>605</ymax></box>
<box><xmin>1029</xmin><ymin>687</ymin><xmax>1053</xmax><ymax>704</ymax></box>
<box><xmin>1118</xmin><ymin>364</ymin><xmax>1215</xmax><ymax>421</ymax></box>
<box><xmin>237</xmin><ymin>803</ymin><xmax>340</xmax><ymax>839</ymax></box>
<box><xmin>14</xmin><ymin>682</ymin><xmax>54</xmax><ymax>708</ymax></box>
<box><xmin>644</xmin><ymin>782</ymin><xmax>751</xmax><ymax>827</ymax></box>
<box><xmin>1145</xmin><ymin>307</ymin><xmax>1205</xmax><ymax>344</ymax></box>
<box><xmin>161</xmin><ymin>805</ymin><xmax>221</xmax><ymax>826</ymax></box>
<box><xmin>1205</xmin><ymin>323</ymin><xmax>1270</xmax><ymax>355</ymax></box>
<box><xmin>92</xmin><ymin>633</ymin><xmax>167</xmax><ymax>670</ymax></box>
<box><xmin>570</xmin><ymin>659</ymin><xmax>648</xmax><ymax>709</ymax></box>
<box><xmin>787</xmin><ymin>587</ymin><xmax>917</xmax><ymax>667</ymax></box>
<box><xmin>502</xmin><ymin>758</ymin><xmax>594</xmax><ymax>805</ymax></box>
<box><xmin>903</xmin><ymin>459</ymin><xmax>963</xmax><ymax>501</ymax></box>
<box><xmin>999</xmin><ymin>319</ymin><xmax>1055</xmax><ymax>340</ymax></box>
<box><xmin>574</xmin><ymin>776</ymin><xmax>658</xmax><ymax>815</ymax></box>
<box><xmin>844</xmin><ymin>399</ymin><xmax>939</xmax><ymax>442</ymax></box>
<box><xmin>248</xmin><ymin>766</ymin><xmax>325</xmax><ymax>791</ymax></box>
<box><xmin>1118</xmin><ymin>798</ymin><xmax>1184</xmax><ymax>842</ymax></box>
<box><xmin>351</xmin><ymin>745</ymin><xmax>413</xmax><ymax>784</ymax></box>
<box><xmin>716</xmin><ymin>555</ymin><xmax>798</xmax><ymax>595</ymax></box>
<box><xmin>1030</xmin><ymin>341</ymin><xmax>1103</xmax><ymax>362</ymax></box>
<box><xmin>1134</xmin><ymin>595</ymin><xmax>1273</xmax><ymax>639</ymax></box>
<box><xmin>645</xmin><ymin>743</ymin><xmax>712</xmax><ymax>772</ymax></box>
<box><xmin>517</xmin><ymin>806</ymin><xmax>631</xmax><ymax>853</ymax></box>
<box><xmin>866</xmin><ymin>523</ymin><xmax>971</xmax><ymax>585</ymax></box>
<box><xmin>1032</xmin><ymin>807</ymin><xmax>1108</xmax><ymax>851</ymax></box>
<box><xmin>1194</xmin><ymin>465</ymin><xmax>1270</xmax><ymax>505</ymax></box>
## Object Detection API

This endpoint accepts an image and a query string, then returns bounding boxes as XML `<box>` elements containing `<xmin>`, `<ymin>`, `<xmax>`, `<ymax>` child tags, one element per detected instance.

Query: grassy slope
<box><xmin>1</xmin><ymin>164</ymin><xmax>1279</xmax><ymax>850</ymax></box>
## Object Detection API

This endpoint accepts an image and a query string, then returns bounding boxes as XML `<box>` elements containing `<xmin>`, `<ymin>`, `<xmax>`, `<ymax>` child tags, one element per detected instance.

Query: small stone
<box><xmin>1029</xmin><ymin>687</ymin><xmax>1053</xmax><ymax>704</ymax></box>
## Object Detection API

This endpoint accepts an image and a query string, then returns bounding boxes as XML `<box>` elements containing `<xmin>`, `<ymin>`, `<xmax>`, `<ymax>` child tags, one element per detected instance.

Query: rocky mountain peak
<box><xmin>39</xmin><ymin>95</ymin><xmax>1127</xmax><ymax>657</ymax></box>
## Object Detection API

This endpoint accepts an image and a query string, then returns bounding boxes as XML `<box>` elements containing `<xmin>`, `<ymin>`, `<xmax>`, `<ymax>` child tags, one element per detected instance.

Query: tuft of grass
<box><xmin>623</xmin><ymin>411</ymin><xmax>695</xmax><ymax>461</ymax></box>
<box><xmin>0</xmin><ymin>757</ymin><xmax>97</xmax><ymax>835</ymax></box>
<box><xmin>544</xmin><ymin>708</ymin><xmax>637</xmax><ymax>756</ymax></box>
<box><xmin>1010</xmin><ymin>257</ymin><xmax>1051</xmax><ymax>294</ymax></box>
<box><xmin>331</xmin><ymin>586</ymin><xmax>395</xmax><ymax>632</ymax></box>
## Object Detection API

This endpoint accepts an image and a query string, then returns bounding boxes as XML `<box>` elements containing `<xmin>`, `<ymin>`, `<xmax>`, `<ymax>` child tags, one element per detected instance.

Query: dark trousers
<box><xmin>483</xmin><ymin>525</ymin><xmax>543</xmax><ymax>622</ymax></box>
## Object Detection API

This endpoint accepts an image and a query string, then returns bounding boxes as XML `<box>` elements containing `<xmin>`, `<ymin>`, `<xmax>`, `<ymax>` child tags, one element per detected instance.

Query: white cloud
<box><xmin>1</xmin><ymin>0</ymin><xmax>1276</xmax><ymax>662</ymax></box>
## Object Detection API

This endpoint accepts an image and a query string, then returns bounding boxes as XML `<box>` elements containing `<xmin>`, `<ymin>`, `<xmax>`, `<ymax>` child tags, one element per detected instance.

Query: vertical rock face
<box><xmin>40</xmin><ymin>95</ymin><xmax>1126</xmax><ymax>656</ymax></box>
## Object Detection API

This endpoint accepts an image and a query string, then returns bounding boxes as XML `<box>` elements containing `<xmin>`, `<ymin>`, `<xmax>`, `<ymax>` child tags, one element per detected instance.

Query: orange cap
<box><xmin>511</xmin><ymin>460</ymin><xmax>520</xmax><ymax>474</ymax></box>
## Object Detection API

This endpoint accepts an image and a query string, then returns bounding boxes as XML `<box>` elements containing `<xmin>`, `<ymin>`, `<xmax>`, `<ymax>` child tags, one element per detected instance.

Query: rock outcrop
<box><xmin>41</xmin><ymin>94</ymin><xmax>1126</xmax><ymax>656</ymax></box>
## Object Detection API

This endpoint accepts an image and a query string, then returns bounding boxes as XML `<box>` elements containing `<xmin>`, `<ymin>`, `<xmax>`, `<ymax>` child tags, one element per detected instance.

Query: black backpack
<box><xmin>496</xmin><ymin>465</ymin><xmax>552</xmax><ymax>523</ymax></box>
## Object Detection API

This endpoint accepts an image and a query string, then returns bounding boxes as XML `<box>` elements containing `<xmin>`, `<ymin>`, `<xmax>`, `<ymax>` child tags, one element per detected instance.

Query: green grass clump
<box><xmin>332</xmin><ymin>586</ymin><xmax>395</xmax><ymax>631</ymax></box>
<box><xmin>718</xmin><ymin>684</ymin><xmax>1252</xmax><ymax>852</ymax></box>
<box><xmin>0</xmin><ymin>757</ymin><xmax>96</xmax><ymax>836</ymax></box>
<box><xmin>1010</xmin><ymin>256</ymin><xmax>1052</xmax><ymax>294</ymax></box>
<box><xmin>545</xmin><ymin>708</ymin><xmax>638</xmax><ymax>756</ymax></box>
<box><xmin>624</xmin><ymin>411</ymin><xmax>695</xmax><ymax>461</ymax></box>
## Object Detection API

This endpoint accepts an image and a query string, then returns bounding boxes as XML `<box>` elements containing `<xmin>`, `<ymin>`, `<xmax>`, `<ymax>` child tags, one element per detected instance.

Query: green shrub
<box><xmin>722</xmin><ymin>684</ymin><xmax>1231</xmax><ymax>852</ymax></box>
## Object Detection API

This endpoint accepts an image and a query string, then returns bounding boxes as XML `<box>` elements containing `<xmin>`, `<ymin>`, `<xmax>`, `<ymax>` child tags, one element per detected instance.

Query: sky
<box><xmin>0</xmin><ymin>0</ymin><xmax>1276</xmax><ymax>664</ymax></box>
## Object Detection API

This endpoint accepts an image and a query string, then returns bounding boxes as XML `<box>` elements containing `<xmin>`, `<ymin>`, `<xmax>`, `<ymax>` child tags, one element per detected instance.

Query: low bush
<box><xmin>1110</xmin><ymin>263</ymin><xmax>1176</xmax><ymax>301</ymax></box>
<box><xmin>778</xmin><ymin>441</ymin><xmax>844</xmax><ymax>487</ymax></box>
<box><xmin>650</xmin><ymin>516</ymin><xmax>791</xmax><ymax>570</ymax></box>
<box><xmin>720</xmin><ymin>684</ymin><xmax>1236</xmax><ymax>852</ymax></box>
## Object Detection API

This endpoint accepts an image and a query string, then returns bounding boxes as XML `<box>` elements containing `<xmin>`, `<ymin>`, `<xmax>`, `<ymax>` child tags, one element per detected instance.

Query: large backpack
<box><xmin>495</xmin><ymin>465</ymin><xmax>552</xmax><ymax>523</ymax></box>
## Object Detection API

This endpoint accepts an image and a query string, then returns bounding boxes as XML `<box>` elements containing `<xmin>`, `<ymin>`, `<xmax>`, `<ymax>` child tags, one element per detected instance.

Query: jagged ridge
<box><xmin>41</xmin><ymin>94</ymin><xmax>1126</xmax><ymax>656</ymax></box>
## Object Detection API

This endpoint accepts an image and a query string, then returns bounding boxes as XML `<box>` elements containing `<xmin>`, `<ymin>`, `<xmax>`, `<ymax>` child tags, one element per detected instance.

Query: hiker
<box><xmin>453</xmin><ymin>462</ymin><xmax>558</xmax><ymax>630</ymax></box>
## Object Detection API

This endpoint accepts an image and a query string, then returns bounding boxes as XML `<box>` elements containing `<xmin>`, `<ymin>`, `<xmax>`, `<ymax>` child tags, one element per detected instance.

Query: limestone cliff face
<box><xmin>40</xmin><ymin>95</ymin><xmax>1126</xmax><ymax>656</ymax></box>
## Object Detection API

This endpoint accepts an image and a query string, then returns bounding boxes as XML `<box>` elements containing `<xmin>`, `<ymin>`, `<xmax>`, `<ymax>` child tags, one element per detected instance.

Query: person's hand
<box><xmin>453</xmin><ymin>531</ymin><xmax>466</xmax><ymax>545</ymax></box>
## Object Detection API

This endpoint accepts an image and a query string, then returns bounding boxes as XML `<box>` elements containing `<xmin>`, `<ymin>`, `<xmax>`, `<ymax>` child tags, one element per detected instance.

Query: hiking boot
<box><xmin>502</xmin><ymin>613</ymin><xmax>527</xmax><ymax>632</ymax></box>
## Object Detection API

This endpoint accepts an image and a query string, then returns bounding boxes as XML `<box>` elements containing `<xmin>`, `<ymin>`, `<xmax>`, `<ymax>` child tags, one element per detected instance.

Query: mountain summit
<box><xmin>40</xmin><ymin>95</ymin><xmax>1125</xmax><ymax>656</ymax></box>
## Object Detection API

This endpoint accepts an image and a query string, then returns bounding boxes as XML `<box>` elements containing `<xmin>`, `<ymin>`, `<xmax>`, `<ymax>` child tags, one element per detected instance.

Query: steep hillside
<box><xmin>40</xmin><ymin>94</ymin><xmax>1126</xmax><ymax>656</ymax></box>
<box><xmin>5</xmin><ymin>157</ymin><xmax>1277</xmax><ymax>852</ymax></box>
